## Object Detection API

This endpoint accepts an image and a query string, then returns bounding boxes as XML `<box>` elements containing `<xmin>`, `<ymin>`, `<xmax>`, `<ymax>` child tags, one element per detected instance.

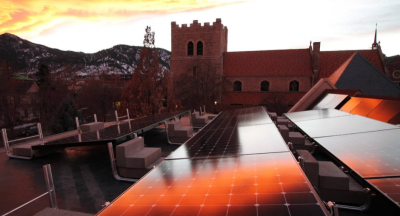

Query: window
<box><xmin>188</xmin><ymin>42</ymin><xmax>193</xmax><ymax>56</ymax></box>
<box><xmin>393</xmin><ymin>70</ymin><xmax>400</xmax><ymax>79</ymax></box>
<box><xmin>289</xmin><ymin>80</ymin><xmax>299</xmax><ymax>92</ymax></box>
<box><xmin>233</xmin><ymin>81</ymin><xmax>242</xmax><ymax>91</ymax></box>
<box><xmin>260</xmin><ymin>80</ymin><xmax>269</xmax><ymax>91</ymax></box>
<box><xmin>197</xmin><ymin>41</ymin><xmax>203</xmax><ymax>55</ymax></box>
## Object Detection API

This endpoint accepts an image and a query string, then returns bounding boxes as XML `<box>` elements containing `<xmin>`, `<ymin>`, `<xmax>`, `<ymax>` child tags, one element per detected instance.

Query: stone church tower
<box><xmin>169</xmin><ymin>19</ymin><xmax>228</xmax><ymax>102</ymax></box>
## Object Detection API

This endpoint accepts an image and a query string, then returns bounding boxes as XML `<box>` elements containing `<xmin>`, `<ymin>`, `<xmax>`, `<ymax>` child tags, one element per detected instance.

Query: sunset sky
<box><xmin>1</xmin><ymin>0</ymin><xmax>399</xmax><ymax>56</ymax></box>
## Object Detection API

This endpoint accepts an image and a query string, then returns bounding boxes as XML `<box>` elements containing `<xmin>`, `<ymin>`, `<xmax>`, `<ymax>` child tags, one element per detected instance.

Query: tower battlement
<box><xmin>171</xmin><ymin>19</ymin><xmax>227</xmax><ymax>32</ymax></box>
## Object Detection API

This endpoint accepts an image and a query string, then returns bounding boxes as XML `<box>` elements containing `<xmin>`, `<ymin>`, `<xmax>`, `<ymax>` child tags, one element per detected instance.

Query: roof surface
<box><xmin>331</xmin><ymin>53</ymin><xmax>400</xmax><ymax>97</ymax></box>
<box><xmin>320</xmin><ymin>49</ymin><xmax>384</xmax><ymax>78</ymax></box>
<box><xmin>223</xmin><ymin>49</ymin><xmax>313</xmax><ymax>76</ymax></box>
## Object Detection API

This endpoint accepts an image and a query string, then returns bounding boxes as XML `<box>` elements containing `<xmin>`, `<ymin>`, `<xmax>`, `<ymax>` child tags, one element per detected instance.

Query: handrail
<box><xmin>1</xmin><ymin>164</ymin><xmax>57</xmax><ymax>216</ymax></box>
<box><xmin>1</xmin><ymin>123</ymin><xmax>44</xmax><ymax>160</ymax></box>
<box><xmin>8</xmin><ymin>134</ymin><xmax>39</xmax><ymax>143</ymax></box>
<box><xmin>115</xmin><ymin>109</ymin><xmax>131</xmax><ymax>124</ymax></box>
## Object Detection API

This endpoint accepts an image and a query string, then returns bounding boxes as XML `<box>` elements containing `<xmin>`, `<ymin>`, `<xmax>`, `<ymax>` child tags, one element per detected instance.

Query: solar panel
<box><xmin>312</xmin><ymin>94</ymin><xmax>337</xmax><ymax>110</ymax></box>
<box><xmin>201</xmin><ymin>107</ymin><xmax>273</xmax><ymax>131</ymax></box>
<box><xmin>292</xmin><ymin>115</ymin><xmax>398</xmax><ymax>138</ymax></box>
<box><xmin>323</xmin><ymin>94</ymin><xmax>348</xmax><ymax>109</ymax></box>
<box><xmin>315</xmin><ymin>129</ymin><xmax>400</xmax><ymax>178</ymax></box>
<box><xmin>32</xmin><ymin>111</ymin><xmax>189</xmax><ymax>150</ymax></box>
<box><xmin>340</xmin><ymin>97</ymin><xmax>364</xmax><ymax>113</ymax></box>
<box><xmin>350</xmin><ymin>98</ymin><xmax>382</xmax><ymax>116</ymax></box>
<box><xmin>167</xmin><ymin>124</ymin><xmax>289</xmax><ymax>160</ymax></box>
<box><xmin>284</xmin><ymin>109</ymin><xmax>351</xmax><ymax>122</ymax></box>
<box><xmin>366</xmin><ymin>100</ymin><xmax>400</xmax><ymax>123</ymax></box>
<box><xmin>96</xmin><ymin>152</ymin><xmax>327</xmax><ymax>216</ymax></box>
<box><xmin>367</xmin><ymin>177</ymin><xmax>400</xmax><ymax>208</ymax></box>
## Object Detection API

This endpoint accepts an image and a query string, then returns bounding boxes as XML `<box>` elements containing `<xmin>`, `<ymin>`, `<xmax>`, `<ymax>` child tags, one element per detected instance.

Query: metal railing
<box><xmin>115</xmin><ymin>109</ymin><xmax>130</xmax><ymax>124</ymax></box>
<box><xmin>1</xmin><ymin>123</ymin><xmax>44</xmax><ymax>160</ymax></box>
<box><xmin>1</xmin><ymin>164</ymin><xmax>57</xmax><ymax>216</ymax></box>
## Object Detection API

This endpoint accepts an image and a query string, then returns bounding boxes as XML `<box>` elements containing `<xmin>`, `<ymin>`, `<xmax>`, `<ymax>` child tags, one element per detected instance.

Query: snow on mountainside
<box><xmin>0</xmin><ymin>33</ymin><xmax>171</xmax><ymax>76</ymax></box>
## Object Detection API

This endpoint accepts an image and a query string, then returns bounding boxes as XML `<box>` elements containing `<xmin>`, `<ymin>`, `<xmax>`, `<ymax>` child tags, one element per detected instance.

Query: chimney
<box><xmin>312</xmin><ymin>42</ymin><xmax>320</xmax><ymax>84</ymax></box>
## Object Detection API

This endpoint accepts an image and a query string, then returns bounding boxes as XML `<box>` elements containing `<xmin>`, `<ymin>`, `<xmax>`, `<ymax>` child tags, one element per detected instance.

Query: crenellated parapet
<box><xmin>171</xmin><ymin>18</ymin><xmax>226</xmax><ymax>32</ymax></box>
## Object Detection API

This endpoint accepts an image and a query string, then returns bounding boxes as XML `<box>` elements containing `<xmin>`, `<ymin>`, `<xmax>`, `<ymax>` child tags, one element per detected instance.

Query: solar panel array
<box><xmin>312</xmin><ymin>94</ymin><xmax>348</xmax><ymax>110</ymax></box>
<box><xmin>367</xmin><ymin>177</ymin><xmax>400</xmax><ymax>208</ymax></box>
<box><xmin>284</xmin><ymin>109</ymin><xmax>400</xmax><ymax>208</ymax></box>
<box><xmin>32</xmin><ymin>111</ymin><xmax>189</xmax><ymax>150</ymax></box>
<box><xmin>284</xmin><ymin>109</ymin><xmax>351</xmax><ymax>122</ymax></box>
<box><xmin>97</xmin><ymin>106</ymin><xmax>328</xmax><ymax>216</ymax></box>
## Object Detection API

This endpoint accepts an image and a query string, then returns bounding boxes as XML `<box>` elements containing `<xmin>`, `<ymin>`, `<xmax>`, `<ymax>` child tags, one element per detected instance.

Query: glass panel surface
<box><xmin>312</xmin><ymin>94</ymin><xmax>337</xmax><ymax>110</ymax></box>
<box><xmin>367</xmin><ymin>177</ymin><xmax>400</xmax><ymax>207</ymax></box>
<box><xmin>284</xmin><ymin>109</ymin><xmax>350</xmax><ymax>122</ymax></box>
<box><xmin>323</xmin><ymin>94</ymin><xmax>348</xmax><ymax>109</ymax></box>
<box><xmin>97</xmin><ymin>152</ymin><xmax>327</xmax><ymax>216</ymax></box>
<box><xmin>316</xmin><ymin>129</ymin><xmax>400</xmax><ymax>178</ymax></box>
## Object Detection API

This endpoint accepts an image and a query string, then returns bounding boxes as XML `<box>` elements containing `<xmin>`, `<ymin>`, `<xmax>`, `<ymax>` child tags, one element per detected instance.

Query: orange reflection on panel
<box><xmin>366</xmin><ymin>100</ymin><xmax>400</xmax><ymax>123</ymax></box>
<box><xmin>340</xmin><ymin>97</ymin><xmax>363</xmax><ymax>113</ymax></box>
<box><xmin>350</xmin><ymin>98</ymin><xmax>382</xmax><ymax>116</ymax></box>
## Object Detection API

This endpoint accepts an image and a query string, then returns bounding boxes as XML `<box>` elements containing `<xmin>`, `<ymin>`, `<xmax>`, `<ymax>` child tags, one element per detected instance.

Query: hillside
<box><xmin>0</xmin><ymin>33</ymin><xmax>171</xmax><ymax>76</ymax></box>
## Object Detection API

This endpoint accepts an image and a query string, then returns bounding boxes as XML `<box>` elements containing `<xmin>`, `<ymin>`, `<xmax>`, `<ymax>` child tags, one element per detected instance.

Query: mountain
<box><xmin>0</xmin><ymin>33</ymin><xmax>171</xmax><ymax>76</ymax></box>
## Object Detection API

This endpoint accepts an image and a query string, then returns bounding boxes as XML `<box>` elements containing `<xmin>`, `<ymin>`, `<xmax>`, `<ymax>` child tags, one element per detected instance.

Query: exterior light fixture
<box><xmin>214</xmin><ymin>101</ymin><xmax>217</xmax><ymax>105</ymax></box>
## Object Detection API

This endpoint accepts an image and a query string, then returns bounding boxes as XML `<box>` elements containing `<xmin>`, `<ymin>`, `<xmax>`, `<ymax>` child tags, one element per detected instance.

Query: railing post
<box><xmin>75</xmin><ymin>117</ymin><xmax>80</xmax><ymax>134</ymax></box>
<box><xmin>203</xmin><ymin>105</ymin><xmax>206</xmax><ymax>114</ymax></box>
<box><xmin>37</xmin><ymin>123</ymin><xmax>44</xmax><ymax>144</ymax></box>
<box><xmin>199</xmin><ymin>107</ymin><xmax>202</xmax><ymax>116</ymax></box>
<box><xmin>126</xmin><ymin>109</ymin><xmax>130</xmax><ymax>121</ymax></box>
<box><xmin>115</xmin><ymin>110</ymin><xmax>119</xmax><ymax>124</ymax></box>
<box><xmin>2</xmin><ymin>128</ymin><xmax>10</xmax><ymax>154</ymax></box>
<box><xmin>94</xmin><ymin>114</ymin><xmax>97</xmax><ymax>122</ymax></box>
<box><xmin>189</xmin><ymin>111</ymin><xmax>192</xmax><ymax>126</ymax></box>
<box><xmin>43</xmin><ymin>164</ymin><xmax>58</xmax><ymax>209</ymax></box>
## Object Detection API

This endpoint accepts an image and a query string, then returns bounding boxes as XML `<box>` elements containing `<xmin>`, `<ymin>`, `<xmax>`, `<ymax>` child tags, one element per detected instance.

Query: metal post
<box><xmin>189</xmin><ymin>111</ymin><xmax>192</xmax><ymax>126</ymax></box>
<box><xmin>126</xmin><ymin>109</ymin><xmax>130</xmax><ymax>121</ymax></box>
<box><xmin>199</xmin><ymin>107</ymin><xmax>202</xmax><ymax>116</ymax></box>
<box><xmin>43</xmin><ymin>164</ymin><xmax>58</xmax><ymax>209</ymax></box>
<box><xmin>107</xmin><ymin>142</ymin><xmax>137</xmax><ymax>182</ymax></box>
<box><xmin>203</xmin><ymin>105</ymin><xmax>206</xmax><ymax>114</ymax></box>
<box><xmin>2</xmin><ymin>128</ymin><xmax>10</xmax><ymax>155</ymax></box>
<box><xmin>75</xmin><ymin>117</ymin><xmax>80</xmax><ymax>134</ymax></box>
<box><xmin>94</xmin><ymin>114</ymin><xmax>97</xmax><ymax>122</ymax></box>
<box><xmin>115</xmin><ymin>110</ymin><xmax>119</xmax><ymax>123</ymax></box>
<box><xmin>37</xmin><ymin>123</ymin><xmax>44</xmax><ymax>143</ymax></box>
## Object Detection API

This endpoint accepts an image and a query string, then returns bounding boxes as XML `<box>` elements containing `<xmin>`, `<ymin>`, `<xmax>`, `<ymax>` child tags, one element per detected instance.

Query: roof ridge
<box><xmin>226</xmin><ymin>49</ymin><xmax>309</xmax><ymax>54</ymax></box>
<box><xmin>328</xmin><ymin>52</ymin><xmax>357</xmax><ymax>85</ymax></box>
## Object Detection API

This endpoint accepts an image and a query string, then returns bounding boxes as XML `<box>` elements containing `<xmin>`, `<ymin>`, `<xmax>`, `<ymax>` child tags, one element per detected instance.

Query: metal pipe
<box><xmin>75</xmin><ymin>117</ymin><xmax>80</xmax><ymax>134</ymax></box>
<box><xmin>115</xmin><ymin>110</ymin><xmax>119</xmax><ymax>123</ymax></box>
<box><xmin>107</xmin><ymin>142</ymin><xmax>138</xmax><ymax>182</ymax></box>
<box><xmin>1</xmin><ymin>192</ymin><xmax>49</xmax><ymax>216</ymax></box>
<box><xmin>94</xmin><ymin>114</ymin><xmax>97</xmax><ymax>122</ymax></box>
<box><xmin>163</xmin><ymin>121</ymin><xmax>183</xmax><ymax>145</ymax></box>
<box><xmin>37</xmin><ymin>123</ymin><xmax>44</xmax><ymax>144</ymax></box>
<box><xmin>199</xmin><ymin>107</ymin><xmax>202</xmax><ymax>116</ymax></box>
<box><xmin>126</xmin><ymin>109</ymin><xmax>130</xmax><ymax>121</ymax></box>
<box><xmin>335</xmin><ymin>188</ymin><xmax>372</xmax><ymax>212</ymax></box>
<box><xmin>7</xmin><ymin>134</ymin><xmax>39</xmax><ymax>143</ymax></box>
<box><xmin>43</xmin><ymin>164</ymin><xmax>58</xmax><ymax>209</ymax></box>
<box><xmin>2</xmin><ymin>128</ymin><xmax>33</xmax><ymax>160</ymax></box>
<box><xmin>203</xmin><ymin>105</ymin><xmax>206</xmax><ymax>114</ymax></box>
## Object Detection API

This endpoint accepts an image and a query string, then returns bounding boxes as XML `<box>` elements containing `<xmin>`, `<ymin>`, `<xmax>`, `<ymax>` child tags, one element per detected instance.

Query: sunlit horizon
<box><xmin>1</xmin><ymin>0</ymin><xmax>399</xmax><ymax>56</ymax></box>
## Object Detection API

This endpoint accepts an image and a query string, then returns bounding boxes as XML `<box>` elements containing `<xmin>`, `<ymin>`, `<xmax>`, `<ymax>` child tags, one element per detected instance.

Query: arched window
<box><xmin>188</xmin><ymin>42</ymin><xmax>193</xmax><ymax>56</ymax></box>
<box><xmin>197</xmin><ymin>41</ymin><xmax>203</xmax><ymax>55</ymax></box>
<box><xmin>233</xmin><ymin>81</ymin><xmax>242</xmax><ymax>91</ymax></box>
<box><xmin>260</xmin><ymin>80</ymin><xmax>269</xmax><ymax>91</ymax></box>
<box><xmin>289</xmin><ymin>80</ymin><xmax>299</xmax><ymax>92</ymax></box>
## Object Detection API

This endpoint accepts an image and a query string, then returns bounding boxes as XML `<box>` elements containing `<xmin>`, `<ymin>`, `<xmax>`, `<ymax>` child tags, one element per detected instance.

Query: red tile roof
<box><xmin>320</xmin><ymin>50</ymin><xmax>384</xmax><ymax>78</ymax></box>
<box><xmin>221</xmin><ymin>92</ymin><xmax>306</xmax><ymax>105</ymax></box>
<box><xmin>223</xmin><ymin>49</ymin><xmax>313</xmax><ymax>76</ymax></box>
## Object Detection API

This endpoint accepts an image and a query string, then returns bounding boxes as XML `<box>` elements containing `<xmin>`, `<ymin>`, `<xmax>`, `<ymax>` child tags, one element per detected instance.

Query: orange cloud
<box><xmin>0</xmin><ymin>0</ymin><xmax>243</xmax><ymax>37</ymax></box>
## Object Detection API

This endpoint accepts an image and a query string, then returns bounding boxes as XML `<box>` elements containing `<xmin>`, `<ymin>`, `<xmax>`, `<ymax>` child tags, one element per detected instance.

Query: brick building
<box><xmin>170</xmin><ymin>18</ymin><xmax>389</xmax><ymax>113</ymax></box>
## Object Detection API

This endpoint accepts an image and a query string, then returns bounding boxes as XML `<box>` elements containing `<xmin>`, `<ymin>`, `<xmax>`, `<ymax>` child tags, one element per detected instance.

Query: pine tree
<box><xmin>50</xmin><ymin>98</ymin><xmax>79</xmax><ymax>133</ymax></box>
<box><xmin>120</xmin><ymin>26</ymin><xmax>168</xmax><ymax>117</ymax></box>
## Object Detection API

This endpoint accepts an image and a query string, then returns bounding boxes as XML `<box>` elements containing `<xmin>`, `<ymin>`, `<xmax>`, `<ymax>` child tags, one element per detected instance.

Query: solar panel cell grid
<box><xmin>315</xmin><ymin>129</ymin><xmax>400</xmax><ymax>178</ymax></box>
<box><xmin>284</xmin><ymin>109</ymin><xmax>351</xmax><ymax>122</ymax></box>
<box><xmin>97</xmin><ymin>152</ymin><xmax>326</xmax><ymax>216</ymax></box>
<box><xmin>367</xmin><ymin>177</ymin><xmax>400</xmax><ymax>207</ymax></box>
<box><xmin>293</xmin><ymin>115</ymin><xmax>398</xmax><ymax>138</ymax></box>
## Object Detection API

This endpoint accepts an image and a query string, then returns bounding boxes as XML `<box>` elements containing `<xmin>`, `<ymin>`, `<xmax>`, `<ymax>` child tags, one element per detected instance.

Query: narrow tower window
<box><xmin>188</xmin><ymin>42</ymin><xmax>193</xmax><ymax>56</ymax></box>
<box><xmin>233</xmin><ymin>81</ymin><xmax>242</xmax><ymax>91</ymax></box>
<box><xmin>289</xmin><ymin>80</ymin><xmax>299</xmax><ymax>92</ymax></box>
<box><xmin>260</xmin><ymin>81</ymin><xmax>269</xmax><ymax>91</ymax></box>
<box><xmin>197</xmin><ymin>41</ymin><xmax>203</xmax><ymax>55</ymax></box>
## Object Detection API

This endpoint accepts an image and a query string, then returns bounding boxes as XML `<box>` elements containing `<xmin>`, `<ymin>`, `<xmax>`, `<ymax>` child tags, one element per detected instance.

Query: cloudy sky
<box><xmin>1</xmin><ymin>0</ymin><xmax>399</xmax><ymax>56</ymax></box>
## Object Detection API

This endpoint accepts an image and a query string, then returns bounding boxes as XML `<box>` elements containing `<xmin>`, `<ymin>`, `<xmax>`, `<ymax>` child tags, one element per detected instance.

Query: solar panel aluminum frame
<box><xmin>31</xmin><ymin>110</ymin><xmax>190</xmax><ymax>150</ymax></box>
